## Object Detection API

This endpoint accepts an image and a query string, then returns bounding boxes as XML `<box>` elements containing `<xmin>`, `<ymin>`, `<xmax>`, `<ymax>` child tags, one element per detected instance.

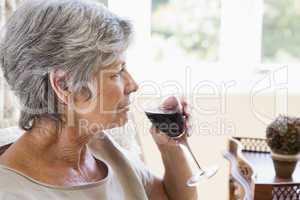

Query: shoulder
<box><xmin>0</xmin><ymin>166</ymin><xmax>32</xmax><ymax>190</ymax></box>
<box><xmin>0</xmin><ymin>191</ymin><xmax>32</xmax><ymax>200</ymax></box>
<box><xmin>0</xmin><ymin>166</ymin><xmax>22</xmax><ymax>185</ymax></box>
<box><xmin>0</xmin><ymin>167</ymin><xmax>34</xmax><ymax>199</ymax></box>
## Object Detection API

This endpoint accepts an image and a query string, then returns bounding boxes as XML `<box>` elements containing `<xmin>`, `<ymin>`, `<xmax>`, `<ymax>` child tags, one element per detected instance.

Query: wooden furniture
<box><xmin>224</xmin><ymin>137</ymin><xmax>300</xmax><ymax>200</ymax></box>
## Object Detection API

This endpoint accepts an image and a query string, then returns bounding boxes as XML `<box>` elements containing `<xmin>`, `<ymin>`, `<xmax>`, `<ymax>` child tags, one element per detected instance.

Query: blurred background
<box><xmin>1</xmin><ymin>0</ymin><xmax>300</xmax><ymax>199</ymax></box>
<box><xmin>107</xmin><ymin>1</ymin><xmax>300</xmax><ymax>199</ymax></box>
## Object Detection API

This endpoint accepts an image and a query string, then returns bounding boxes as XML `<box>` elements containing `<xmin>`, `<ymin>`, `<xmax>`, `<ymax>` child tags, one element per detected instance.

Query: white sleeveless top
<box><xmin>0</xmin><ymin>134</ymin><xmax>155</xmax><ymax>200</ymax></box>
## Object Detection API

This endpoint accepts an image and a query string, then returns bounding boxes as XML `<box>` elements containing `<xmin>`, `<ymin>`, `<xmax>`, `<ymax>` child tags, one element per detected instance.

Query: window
<box><xmin>262</xmin><ymin>0</ymin><xmax>300</xmax><ymax>63</ymax></box>
<box><xmin>151</xmin><ymin>0</ymin><xmax>221</xmax><ymax>64</ymax></box>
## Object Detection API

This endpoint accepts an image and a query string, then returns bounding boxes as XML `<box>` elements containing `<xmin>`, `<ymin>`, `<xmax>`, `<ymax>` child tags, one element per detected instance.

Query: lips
<box><xmin>118</xmin><ymin>102</ymin><xmax>130</xmax><ymax>110</ymax></box>
<box><xmin>116</xmin><ymin>97</ymin><xmax>131</xmax><ymax>112</ymax></box>
<box><xmin>120</xmin><ymin>105</ymin><xmax>130</xmax><ymax>109</ymax></box>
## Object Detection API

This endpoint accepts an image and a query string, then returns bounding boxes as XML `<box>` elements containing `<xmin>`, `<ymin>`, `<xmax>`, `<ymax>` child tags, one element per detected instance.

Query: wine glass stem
<box><xmin>181</xmin><ymin>139</ymin><xmax>205</xmax><ymax>174</ymax></box>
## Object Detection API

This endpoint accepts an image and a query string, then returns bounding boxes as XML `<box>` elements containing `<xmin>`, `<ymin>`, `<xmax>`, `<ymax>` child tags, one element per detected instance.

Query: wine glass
<box><xmin>143</xmin><ymin>95</ymin><xmax>218</xmax><ymax>187</ymax></box>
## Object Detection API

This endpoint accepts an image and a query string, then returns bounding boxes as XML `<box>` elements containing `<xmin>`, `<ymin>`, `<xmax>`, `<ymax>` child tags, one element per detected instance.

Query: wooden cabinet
<box><xmin>224</xmin><ymin>137</ymin><xmax>300</xmax><ymax>200</ymax></box>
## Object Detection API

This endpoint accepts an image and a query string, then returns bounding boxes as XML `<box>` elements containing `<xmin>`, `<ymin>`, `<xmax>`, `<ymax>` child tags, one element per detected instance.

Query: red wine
<box><xmin>145</xmin><ymin>108</ymin><xmax>185</xmax><ymax>137</ymax></box>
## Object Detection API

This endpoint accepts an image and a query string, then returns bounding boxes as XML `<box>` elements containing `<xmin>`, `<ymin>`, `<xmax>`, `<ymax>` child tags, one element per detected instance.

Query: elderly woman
<box><xmin>0</xmin><ymin>0</ymin><xmax>197</xmax><ymax>199</ymax></box>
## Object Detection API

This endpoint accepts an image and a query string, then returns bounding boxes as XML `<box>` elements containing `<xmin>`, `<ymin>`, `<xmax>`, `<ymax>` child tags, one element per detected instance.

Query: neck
<box><xmin>23</xmin><ymin>118</ymin><xmax>98</xmax><ymax>169</ymax></box>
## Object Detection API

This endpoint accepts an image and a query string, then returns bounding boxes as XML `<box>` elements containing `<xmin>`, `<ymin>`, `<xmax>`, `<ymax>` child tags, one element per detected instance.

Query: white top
<box><xmin>0</xmin><ymin>133</ymin><xmax>155</xmax><ymax>200</ymax></box>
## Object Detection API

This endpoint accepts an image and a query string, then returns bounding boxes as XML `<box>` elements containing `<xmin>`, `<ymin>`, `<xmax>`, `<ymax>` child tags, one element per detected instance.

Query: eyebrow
<box><xmin>103</xmin><ymin>61</ymin><xmax>126</xmax><ymax>73</ymax></box>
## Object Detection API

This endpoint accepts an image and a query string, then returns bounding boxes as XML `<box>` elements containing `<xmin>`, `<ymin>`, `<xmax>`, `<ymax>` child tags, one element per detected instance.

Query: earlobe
<box><xmin>49</xmin><ymin>69</ymin><xmax>70</xmax><ymax>105</ymax></box>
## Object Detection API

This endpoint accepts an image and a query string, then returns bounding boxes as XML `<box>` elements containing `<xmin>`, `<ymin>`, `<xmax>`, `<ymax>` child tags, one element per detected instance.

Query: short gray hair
<box><xmin>0</xmin><ymin>0</ymin><xmax>133</xmax><ymax>131</ymax></box>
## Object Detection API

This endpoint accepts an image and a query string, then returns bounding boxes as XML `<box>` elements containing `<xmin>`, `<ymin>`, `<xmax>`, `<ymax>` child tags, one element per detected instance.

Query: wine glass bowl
<box><xmin>144</xmin><ymin>108</ymin><xmax>185</xmax><ymax>138</ymax></box>
<box><xmin>143</xmin><ymin>95</ymin><xmax>218</xmax><ymax>187</ymax></box>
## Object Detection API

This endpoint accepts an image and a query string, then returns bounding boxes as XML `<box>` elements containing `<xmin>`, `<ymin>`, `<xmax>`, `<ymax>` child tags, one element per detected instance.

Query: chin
<box><xmin>107</xmin><ymin>114</ymin><xmax>129</xmax><ymax>129</ymax></box>
<box><xmin>116</xmin><ymin>116</ymin><xmax>129</xmax><ymax>127</ymax></box>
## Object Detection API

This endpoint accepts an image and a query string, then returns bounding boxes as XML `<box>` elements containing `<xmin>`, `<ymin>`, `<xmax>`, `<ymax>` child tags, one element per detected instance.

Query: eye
<box><xmin>111</xmin><ymin>68</ymin><xmax>125</xmax><ymax>79</ymax></box>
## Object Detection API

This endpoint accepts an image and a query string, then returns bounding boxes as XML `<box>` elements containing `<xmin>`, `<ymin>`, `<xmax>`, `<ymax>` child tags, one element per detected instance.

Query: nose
<box><xmin>125</xmin><ymin>71</ymin><xmax>139</xmax><ymax>94</ymax></box>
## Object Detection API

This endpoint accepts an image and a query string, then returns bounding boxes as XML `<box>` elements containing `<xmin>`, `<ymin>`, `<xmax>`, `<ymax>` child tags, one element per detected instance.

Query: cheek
<box><xmin>100</xmin><ymin>79</ymin><xmax>124</xmax><ymax>112</ymax></box>
<box><xmin>73</xmin><ymin>78</ymin><xmax>127</xmax><ymax>130</ymax></box>
<box><xmin>98</xmin><ymin>86</ymin><xmax>127</xmax><ymax>128</ymax></box>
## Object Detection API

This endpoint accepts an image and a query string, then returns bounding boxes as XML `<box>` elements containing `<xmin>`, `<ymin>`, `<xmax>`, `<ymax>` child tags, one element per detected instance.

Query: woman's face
<box><xmin>73</xmin><ymin>56</ymin><xmax>139</xmax><ymax>133</ymax></box>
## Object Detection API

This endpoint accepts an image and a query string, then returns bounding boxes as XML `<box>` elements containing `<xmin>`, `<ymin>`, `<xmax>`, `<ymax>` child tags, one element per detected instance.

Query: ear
<box><xmin>49</xmin><ymin>69</ymin><xmax>70</xmax><ymax>105</ymax></box>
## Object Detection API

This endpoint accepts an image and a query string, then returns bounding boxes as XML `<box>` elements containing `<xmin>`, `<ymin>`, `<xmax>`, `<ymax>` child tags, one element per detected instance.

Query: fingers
<box><xmin>149</xmin><ymin>125</ymin><xmax>180</xmax><ymax>146</ymax></box>
<box><xmin>178</xmin><ymin>96</ymin><xmax>192</xmax><ymax>136</ymax></box>
<box><xmin>180</xmin><ymin>96</ymin><xmax>188</xmax><ymax>107</ymax></box>
<box><xmin>150</xmin><ymin>125</ymin><xmax>159</xmax><ymax>135</ymax></box>
<box><xmin>179</xmin><ymin>96</ymin><xmax>189</xmax><ymax>115</ymax></box>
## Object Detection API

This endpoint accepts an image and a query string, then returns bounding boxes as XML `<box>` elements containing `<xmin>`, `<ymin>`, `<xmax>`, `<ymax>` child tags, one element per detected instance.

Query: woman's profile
<box><xmin>0</xmin><ymin>0</ymin><xmax>197</xmax><ymax>199</ymax></box>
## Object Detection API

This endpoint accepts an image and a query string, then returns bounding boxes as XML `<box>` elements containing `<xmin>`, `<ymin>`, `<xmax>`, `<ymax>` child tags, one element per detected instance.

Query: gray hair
<box><xmin>0</xmin><ymin>0</ymin><xmax>133</xmax><ymax>131</ymax></box>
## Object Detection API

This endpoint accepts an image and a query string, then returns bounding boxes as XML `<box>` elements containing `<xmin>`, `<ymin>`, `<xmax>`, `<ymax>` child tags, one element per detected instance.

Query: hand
<box><xmin>149</xmin><ymin>96</ymin><xmax>191</xmax><ymax>148</ymax></box>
